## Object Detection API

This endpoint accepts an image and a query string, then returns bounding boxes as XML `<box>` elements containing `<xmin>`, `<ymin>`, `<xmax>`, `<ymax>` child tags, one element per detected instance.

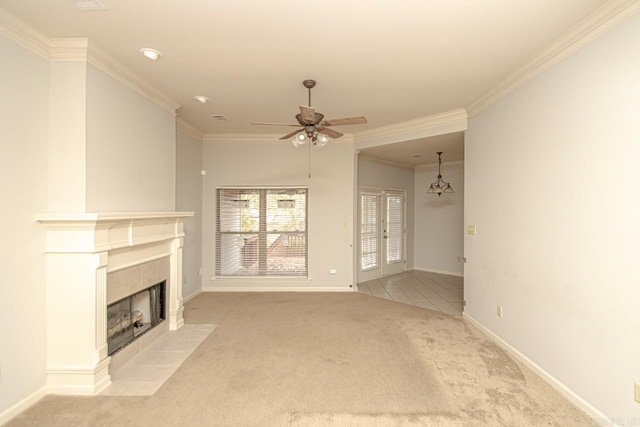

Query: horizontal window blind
<box><xmin>386</xmin><ymin>194</ymin><xmax>403</xmax><ymax>264</ymax></box>
<box><xmin>361</xmin><ymin>193</ymin><xmax>379</xmax><ymax>271</ymax></box>
<box><xmin>216</xmin><ymin>188</ymin><xmax>308</xmax><ymax>277</ymax></box>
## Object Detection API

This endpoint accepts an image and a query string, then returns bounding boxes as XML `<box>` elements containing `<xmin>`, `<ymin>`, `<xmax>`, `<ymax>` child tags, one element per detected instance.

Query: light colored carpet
<box><xmin>8</xmin><ymin>292</ymin><xmax>593</xmax><ymax>426</ymax></box>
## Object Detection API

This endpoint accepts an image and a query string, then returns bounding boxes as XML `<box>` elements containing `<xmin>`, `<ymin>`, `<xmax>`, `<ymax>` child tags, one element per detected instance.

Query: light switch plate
<box><xmin>635</xmin><ymin>382</ymin><xmax>640</xmax><ymax>403</ymax></box>
<box><xmin>467</xmin><ymin>225</ymin><xmax>477</xmax><ymax>235</ymax></box>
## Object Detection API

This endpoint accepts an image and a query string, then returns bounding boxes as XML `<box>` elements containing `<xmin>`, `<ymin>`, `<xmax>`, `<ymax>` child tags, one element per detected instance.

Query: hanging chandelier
<box><xmin>426</xmin><ymin>152</ymin><xmax>454</xmax><ymax>196</ymax></box>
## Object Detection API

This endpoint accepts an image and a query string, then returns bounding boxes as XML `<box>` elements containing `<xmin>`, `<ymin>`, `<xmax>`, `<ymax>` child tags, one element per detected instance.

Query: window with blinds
<box><xmin>386</xmin><ymin>194</ymin><xmax>403</xmax><ymax>264</ymax></box>
<box><xmin>216</xmin><ymin>188</ymin><xmax>308</xmax><ymax>277</ymax></box>
<box><xmin>361</xmin><ymin>193</ymin><xmax>379</xmax><ymax>271</ymax></box>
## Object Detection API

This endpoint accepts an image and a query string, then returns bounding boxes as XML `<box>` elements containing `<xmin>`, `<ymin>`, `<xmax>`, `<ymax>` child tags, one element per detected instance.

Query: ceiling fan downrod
<box><xmin>303</xmin><ymin>79</ymin><xmax>316</xmax><ymax>107</ymax></box>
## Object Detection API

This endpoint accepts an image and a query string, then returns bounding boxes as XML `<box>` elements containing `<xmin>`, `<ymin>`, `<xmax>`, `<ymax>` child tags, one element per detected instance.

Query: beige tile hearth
<box><xmin>101</xmin><ymin>324</ymin><xmax>216</xmax><ymax>396</ymax></box>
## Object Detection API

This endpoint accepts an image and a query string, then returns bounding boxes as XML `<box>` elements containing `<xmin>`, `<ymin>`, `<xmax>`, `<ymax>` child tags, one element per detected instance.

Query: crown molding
<box><xmin>87</xmin><ymin>44</ymin><xmax>181</xmax><ymax>115</ymax></box>
<box><xmin>177</xmin><ymin>117</ymin><xmax>204</xmax><ymax>141</ymax></box>
<box><xmin>358</xmin><ymin>154</ymin><xmax>415</xmax><ymax>170</ymax></box>
<box><xmin>0</xmin><ymin>6</ymin><xmax>181</xmax><ymax>115</ymax></box>
<box><xmin>0</xmin><ymin>6</ymin><xmax>49</xmax><ymax>59</ymax></box>
<box><xmin>354</xmin><ymin>109</ymin><xmax>468</xmax><ymax>150</ymax></box>
<box><xmin>414</xmin><ymin>159</ymin><xmax>464</xmax><ymax>169</ymax></box>
<box><xmin>203</xmin><ymin>132</ymin><xmax>355</xmax><ymax>144</ymax></box>
<box><xmin>50</xmin><ymin>38</ymin><xmax>88</xmax><ymax>61</ymax></box>
<box><xmin>467</xmin><ymin>0</ymin><xmax>640</xmax><ymax>117</ymax></box>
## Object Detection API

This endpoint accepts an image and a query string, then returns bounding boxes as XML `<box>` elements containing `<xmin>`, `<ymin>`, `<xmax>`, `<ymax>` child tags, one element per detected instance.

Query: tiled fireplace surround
<box><xmin>36</xmin><ymin>212</ymin><xmax>193</xmax><ymax>395</ymax></box>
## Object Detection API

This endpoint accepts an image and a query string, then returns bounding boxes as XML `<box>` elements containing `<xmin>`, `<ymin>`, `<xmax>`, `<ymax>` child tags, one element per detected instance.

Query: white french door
<box><xmin>358</xmin><ymin>189</ymin><xmax>406</xmax><ymax>282</ymax></box>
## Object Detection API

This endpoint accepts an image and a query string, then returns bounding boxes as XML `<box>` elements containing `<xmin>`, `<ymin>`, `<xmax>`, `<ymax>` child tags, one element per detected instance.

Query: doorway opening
<box><xmin>358</xmin><ymin>188</ymin><xmax>406</xmax><ymax>283</ymax></box>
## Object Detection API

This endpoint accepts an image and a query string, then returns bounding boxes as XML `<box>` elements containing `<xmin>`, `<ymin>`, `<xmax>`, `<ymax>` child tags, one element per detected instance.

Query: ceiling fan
<box><xmin>252</xmin><ymin>80</ymin><xmax>367</xmax><ymax>147</ymax></box>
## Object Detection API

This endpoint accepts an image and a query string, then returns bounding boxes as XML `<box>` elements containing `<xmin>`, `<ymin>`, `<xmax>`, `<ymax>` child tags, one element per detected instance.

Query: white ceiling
<box><xmin>360</xmin><ymin>133</ymin><xmax>465</xmax><ymax>167</ymax></box>
<box><xmin>1</xmin><ymin>0</ymin><xmax>608</xmax><ymax>164</ymax></box>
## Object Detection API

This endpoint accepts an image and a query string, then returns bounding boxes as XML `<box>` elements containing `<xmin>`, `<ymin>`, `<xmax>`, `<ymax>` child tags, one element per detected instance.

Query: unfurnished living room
<box><xmin>1</xmin><ymin>1</ymin><xmax>639</xmax><ymax>426</ymax></box>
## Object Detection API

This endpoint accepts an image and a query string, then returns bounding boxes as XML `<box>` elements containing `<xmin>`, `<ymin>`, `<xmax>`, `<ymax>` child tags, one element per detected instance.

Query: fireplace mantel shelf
<box><xmin>35</xmin><ymin>211</ymin><xmax>194</xmax><ymax>223</ymax></box>
<box><xmin>36</xmin><ymin>211</ymin><xmax>194</xmax><ymax>254</ymax></box>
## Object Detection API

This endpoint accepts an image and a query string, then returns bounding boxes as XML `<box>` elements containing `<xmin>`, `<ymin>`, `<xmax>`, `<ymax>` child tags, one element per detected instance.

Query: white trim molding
<box><xmin>413</xmin><ymin>267</ymin><xmax>464</xmax><ymax>278</ymax></box>
<box><xmin>0</xmin><ymin>7</ymin><xmax>49</xmax><ymax>58</ymax></box>
<box><xmin>354</xmin><ymin>109</ymin><xmax>468</xmax><ymax>150</ymax></box>
<box><xmin>50</xmin><ymin>37</ymin><xmax>88</xmax><ymax>62</ymax></box>
<box><xmin>0</xmin><ymin>6</ymin><xmax>181</xmax><ymax>115</ymax></box>
<box><xmin>203</xmin><ymin>286</ymin><xmax>354</xmax><ymax>292</ymax></box>
<box><xmin>0</xmin><ymin>386</ymin><xmax>47</xmax><ymax>426</ymax></box>
<box><xmin>358</xmin><ymin>155</ymin><xmax>416</xmax><ymax>170</ymax></box>
<box><xmin>87</xmin><ymin>44</ymin><xmax>181</xmax><ymax>115</ymax></box>
<box><xmin>177</xmin><ymin>117</ymin><xmax>204</xmax><ymax>141</ymax></box>
<box><xmin>467</xmin><ymin>0</ymin><xmax>640</xmax><ymax>117</ymax></box>
<box><xmin>463</xmin><ymin>313</ymin><xmax>615</xmax><ymax>427</ymax></box>
<box><xmin>183</xmin><ymin>288</ymin><xmax>203</xmax><ymax>304</ymax></box>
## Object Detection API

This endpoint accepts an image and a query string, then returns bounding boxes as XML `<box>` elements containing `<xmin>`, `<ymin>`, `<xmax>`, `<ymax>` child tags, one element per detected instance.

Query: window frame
<box><xmin>215</xmin><ymin>187</ymin><xmax>308</xmax><ymax>278</ymax></box>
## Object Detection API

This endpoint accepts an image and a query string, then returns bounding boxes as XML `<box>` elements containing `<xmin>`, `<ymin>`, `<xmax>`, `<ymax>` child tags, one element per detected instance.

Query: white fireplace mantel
<box><xmin>36</xmin><ymin>211</ymin><xmax>193</xmax><ymax>395</ymax></box>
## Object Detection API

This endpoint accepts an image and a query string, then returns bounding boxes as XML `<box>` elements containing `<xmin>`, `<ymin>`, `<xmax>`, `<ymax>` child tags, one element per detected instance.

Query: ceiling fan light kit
<box><xmin>426</xmin><ymin>152</ymin><xmax>454</xmax><ymax>196</ymax></box>
<box><xmin>252</xmin><ymin>79</ymin><xmax>367</xmax><ymax>148</ymax></box>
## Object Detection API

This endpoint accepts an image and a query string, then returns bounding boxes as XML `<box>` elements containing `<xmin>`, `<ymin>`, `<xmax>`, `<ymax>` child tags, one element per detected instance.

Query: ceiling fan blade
<box><xmin>321</xmin><ymin>116</ymin><xmax>368</xmax><ymax>126</ymax></box>
<box><xmin>299</xmin><ymin>105</ymin><xmax>316</xmax><ymax>123</ymax></box>
<box><xmin>252</xmin><ymin>122</ymin><xmax>301</xmax><ymax>127</ymax></box>
<box><xmin>318</xmin><ymin>127</ymin><xmax>343</xmax><ymax>139</ymax></box>
<box><xmin>279</xmin><ymin>128</ymin><xmax>303</xmax><ymax>140</ymax></box>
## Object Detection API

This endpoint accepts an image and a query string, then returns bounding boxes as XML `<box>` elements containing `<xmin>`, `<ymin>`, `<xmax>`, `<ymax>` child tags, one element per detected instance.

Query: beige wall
<box><xmin>202</xmin><ymin>141</ymin><xmax>356</xmax><ymax>289</ymax></box>
<box><xmin>86</xmin><ymin>64</ymin><xmax>176</xmax><ymax>212</ymax></box>
<box><xmin>357</xmin><ymin>156</ymin><xmax>415</xmax><ymax>270</ymax></box>
<box><xmin>414</xmin><ymin>160</ymin><xmax>464</xmax><ymax>276</ymax></box>
<box><xmin>176</xmin><ymin>129</ymin><xmax>203</xmax><ymax>298</ymax></box>
<box><xmin>465</xmin><ymin>12</ymin><xmax>640</xmax><ymax>420</ymax></box>
<box><xmin>0</xmin><ymin>35</ymin><xmax>49</xmax><ymax>416</ymax></box>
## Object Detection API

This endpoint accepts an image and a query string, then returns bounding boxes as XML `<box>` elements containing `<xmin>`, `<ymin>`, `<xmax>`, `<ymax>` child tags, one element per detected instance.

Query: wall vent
<box><xmin>211</xmin><ymin>114</ymin><xmax>227</xmax><ymax>121</ymax></box>
<box><xmin>73</xmin><ymin>0</ymin><xmax>107</xmax><ymax>11</ymax></box>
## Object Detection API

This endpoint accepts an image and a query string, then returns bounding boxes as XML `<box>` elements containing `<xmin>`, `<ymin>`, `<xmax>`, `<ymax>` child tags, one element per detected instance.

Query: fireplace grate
<box><xmin>107</xmin><ymin>280</ymin><xmax>166</xmax><ymax>356</ymax></box>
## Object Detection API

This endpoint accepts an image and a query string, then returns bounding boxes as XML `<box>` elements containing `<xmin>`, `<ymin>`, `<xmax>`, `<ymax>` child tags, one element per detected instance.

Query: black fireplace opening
<box><xmin>107</xmin><ymin>280</ymin><xmax>166</xmax><ymax>356</ymax></box>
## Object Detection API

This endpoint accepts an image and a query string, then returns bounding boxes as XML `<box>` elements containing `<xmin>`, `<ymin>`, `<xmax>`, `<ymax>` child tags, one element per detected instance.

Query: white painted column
<box><xmin>169</xmin><ymin>237</ymin><xmax>185</xmax><ymax>330</ymax></box>
<box><xmin>45</xmin><ymin>250</ymin><xmax>111</xmax><ymax>395</ymax></box>
<box><xmin>48</xmin><ymin>39</ymin><xmax>89</xmax><ymax>213</ymax></box>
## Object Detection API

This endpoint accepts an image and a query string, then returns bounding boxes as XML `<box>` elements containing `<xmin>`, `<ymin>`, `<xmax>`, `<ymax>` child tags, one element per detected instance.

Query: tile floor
<box><xmin>101</xmin><ymin>323</ymin><xmax>216</xmax><ymax>396</ymax></box>
<box><xmin>357</xmin><ymin>270</ymin><xmax>464</xmax><ymax>316</ymax></box>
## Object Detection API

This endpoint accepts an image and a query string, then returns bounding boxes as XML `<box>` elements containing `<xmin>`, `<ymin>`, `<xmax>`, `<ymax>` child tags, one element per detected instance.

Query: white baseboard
<box><xmin>462</xmin><ymin>312</ymin><xmax>615</xmax><ymax>426</ymax></box>
<box><xmin>413</xmin><ymin>267</ymin><xmax>463</xmax><ymax>277</ymax></box>
<box><xmin>183</xmin><ymin>288</ymin><xmax>202</xmax><ymax>303</ymax></box>
<box><xmin>0</xmin><ymin>386</ymin><xmax>47</xmax><ymax>426</ymax></box>
<box><xmin>203</xmin><ymin>286</ymin><xmax>355</xmax><ymax>292</ymax></box>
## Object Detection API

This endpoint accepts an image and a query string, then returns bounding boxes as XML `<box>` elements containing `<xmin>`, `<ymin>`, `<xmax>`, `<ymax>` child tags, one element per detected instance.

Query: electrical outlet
<box><xmin>497</xmin><ymin>305</ymin><xmax>503</xmax><ymax>318</ymax></box>
<box><xmin>635</xmin><ymin>382</ymin><xmax>640</xmax><ymax>403</ymax></box>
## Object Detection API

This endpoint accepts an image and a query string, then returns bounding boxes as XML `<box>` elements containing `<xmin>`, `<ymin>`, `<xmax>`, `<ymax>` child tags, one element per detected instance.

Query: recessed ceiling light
<box><xmin>409</xmin><ymin>154</ymin><xmax>422</xmax><ymax>158</ymax></box>
<box><xmin>139</xmin><ymin>48</ymin><xmax>162</xmax><ymax>61</ymax></box>
<box><xmin>194</xmin><ymin>96</ymin><xmax>209</xmax><ymax>104</ymax></box>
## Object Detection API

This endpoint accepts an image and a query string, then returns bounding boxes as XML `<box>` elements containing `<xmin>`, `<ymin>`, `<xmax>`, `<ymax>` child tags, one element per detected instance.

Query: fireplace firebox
<box><xmin>107</xmin><ymin>280</ymin><xmax>166</xmax><ymax>355</ymax></box>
